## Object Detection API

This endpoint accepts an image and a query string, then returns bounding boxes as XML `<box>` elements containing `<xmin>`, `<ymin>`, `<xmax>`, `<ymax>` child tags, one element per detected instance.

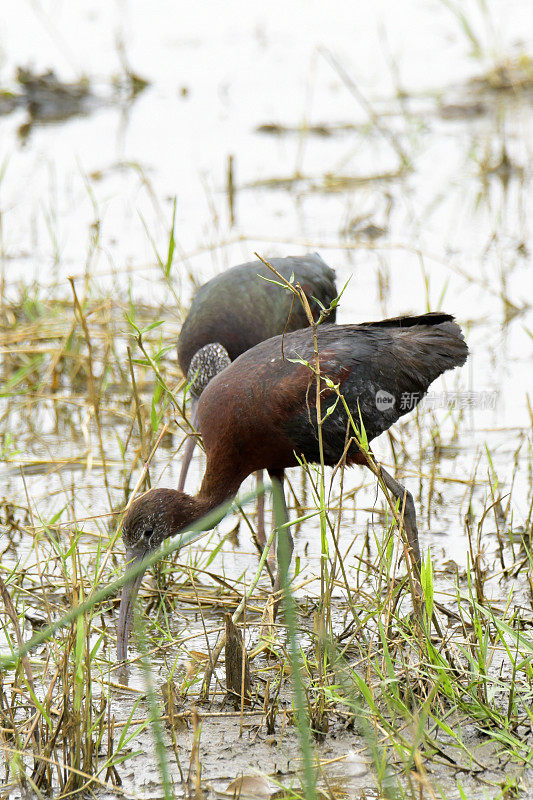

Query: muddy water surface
<box><xmin>1</xmin><ymin>1</ymin><xmax>533</xmax><ymax>798</ymax></box>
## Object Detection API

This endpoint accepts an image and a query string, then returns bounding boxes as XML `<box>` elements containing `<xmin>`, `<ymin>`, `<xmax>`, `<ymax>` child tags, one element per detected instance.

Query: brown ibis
<box><xmin>117</xmin><ymin>312</ymin><xmax>468</xmax><ymax>660</ymax></box>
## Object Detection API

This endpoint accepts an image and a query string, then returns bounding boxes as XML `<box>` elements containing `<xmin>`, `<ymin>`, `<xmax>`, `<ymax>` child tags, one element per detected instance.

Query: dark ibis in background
<box><xmin>176</xmin><ymin>253</ymin><xmax>337</xmax><ymax>521</ymax></box>
<box><xmin>117</xmin><ymin>312</ymin><xmax>468</xmax><ymax>660</ymax></box>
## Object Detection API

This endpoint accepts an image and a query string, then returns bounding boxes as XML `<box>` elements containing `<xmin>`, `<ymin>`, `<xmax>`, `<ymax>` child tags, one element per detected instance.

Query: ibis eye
<box><xmin>142</xmin><ymin>528</ymin><xmax>154</xmax><ymax>543</ymax></box>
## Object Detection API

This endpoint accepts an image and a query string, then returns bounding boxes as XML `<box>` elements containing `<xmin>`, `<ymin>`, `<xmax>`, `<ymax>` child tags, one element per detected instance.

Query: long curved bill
<box><xmin>116</xmin><ymin>527</ymin><xmax>221</xmax><ymax>663</ymax></box>
<box><xmin>117</xmin><ymin>548</ymin><xmax>147</xmax><ymax>662</ymax></box>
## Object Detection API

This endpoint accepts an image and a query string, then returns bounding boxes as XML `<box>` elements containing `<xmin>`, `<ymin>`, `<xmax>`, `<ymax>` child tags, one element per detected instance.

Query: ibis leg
<box><xmin>255</xmin><ymin>470</ymin><xmax>266</xmax><ymax>548</ymax></box>
<box><xmin>178</xmin><ymin>397</ymin><xmax>199</xmax><ymax>492</ymax></box>
<box><xmin>269</xmin><ymin>471</ymin><xmax>293</xmax><ymax>599</ymax></box>
<box><xmin>378</xmin><ymin>466</ymin><xmax>423</xmax><ymax>595</ymax></box>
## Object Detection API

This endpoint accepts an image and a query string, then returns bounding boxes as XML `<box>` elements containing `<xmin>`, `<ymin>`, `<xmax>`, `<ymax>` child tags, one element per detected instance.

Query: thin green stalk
<box><xmin>134</xmin><ymin>614</ymin><xmax>174</xmax><ymax>800</ymax></box>
<box><xmin>0</xmin><ymin>486</ymin><xmax>266</xmax><ymax>670</ymax></box>
<box><xmin>273</xmin><ymin>479</ymin><xmax>317</xmax><ymax>800</ymax></box>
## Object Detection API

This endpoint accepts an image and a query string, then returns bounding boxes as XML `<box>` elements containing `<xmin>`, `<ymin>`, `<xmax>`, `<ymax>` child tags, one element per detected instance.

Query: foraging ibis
<box><xmin>177</xmin><ymin>253</ymin><xmax>337</xmax><ymax>496</ymax></box>
<box><xmin>117</xmin><ymin>312</ymin><xmax>468</xmax><ymax>660</ymax></box>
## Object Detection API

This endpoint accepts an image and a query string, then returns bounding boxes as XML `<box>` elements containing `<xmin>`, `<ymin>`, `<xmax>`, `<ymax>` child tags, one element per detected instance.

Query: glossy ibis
<box><xmin>177</xmin><ymin>253</ymin><xmax>337</xmax><ymax>543</ymax></box>
<box><xmin>117</xmin><ymin>312</ymin><xmax>468</xmax><ymax>660</ymax></box>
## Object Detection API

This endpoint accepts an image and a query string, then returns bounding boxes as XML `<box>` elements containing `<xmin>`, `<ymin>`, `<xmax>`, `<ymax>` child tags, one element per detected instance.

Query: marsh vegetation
<box><xmin>0</xmin><ymin>1</ymin><xmax>532</xmax><ymax>797</ymax></box>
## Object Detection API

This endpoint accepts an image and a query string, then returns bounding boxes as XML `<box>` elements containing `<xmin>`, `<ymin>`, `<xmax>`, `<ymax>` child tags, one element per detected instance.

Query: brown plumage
<box><xmin>176</xmin><ymin>253</ymin><xmax>337</xmax><ymax>495</ymax></box>
<box><xmin>117</xmin><ymin>313</ymin><xmax>468</xmax><ymax>661</ymax></box>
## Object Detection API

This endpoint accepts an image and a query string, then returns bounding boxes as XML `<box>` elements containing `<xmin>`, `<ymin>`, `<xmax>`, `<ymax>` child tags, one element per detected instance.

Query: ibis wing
<box><xmin>198</xmin><ymin>317</ymin><xmax>467</xmax><ymax>471</ymax></box>
<box><xmin>178</xmin><ymin>254</ymin><xmax>337</xmax><ymax>372</ymax></box>
<box><xmin>279</xmin><ymin>319</ymin><xmax>467</xmax><ymax>465</ymax></box>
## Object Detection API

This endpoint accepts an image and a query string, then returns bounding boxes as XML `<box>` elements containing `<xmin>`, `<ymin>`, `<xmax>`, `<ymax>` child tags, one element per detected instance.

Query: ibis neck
<box><xmin>163</xmin><ymin>478</ymin><xmax>242</xmax><ymax>541</ymax></box>
<box><xmin>164</xmin><ymin>458</ymin><xmax>245</xmax><ymax>543</ymax></box>
<box><xmin>175</xmin><ymin>491</ymin><xmax>225</xmax><ymax>533</ymax></box>
<box><xmin>197</xmin><ymin>459</ymin><xmax>244</xmax><ymax>516</ymax></box>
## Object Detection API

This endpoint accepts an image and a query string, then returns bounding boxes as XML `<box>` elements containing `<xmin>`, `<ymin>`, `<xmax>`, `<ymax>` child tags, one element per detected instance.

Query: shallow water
<box><xmin>1</xmin><ymin>1</ymin><xmax>533</xmax><ymax>798</ymax></box>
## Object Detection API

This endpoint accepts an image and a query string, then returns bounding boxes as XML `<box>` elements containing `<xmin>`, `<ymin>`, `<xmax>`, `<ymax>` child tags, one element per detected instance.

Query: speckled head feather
<box><xmin>117</xmin><ymin>487</ymin><xmax>222</xmax><ymax>661</ymax></box>
<box><xmin>121</xmin><ymin>488</ymin><xmax>203</xmax><ymax>557</ymax></box>
<box><xmin>187</xmin><ymin>342</ymin><xmax>231</xmax><ymax>398</ymax></box>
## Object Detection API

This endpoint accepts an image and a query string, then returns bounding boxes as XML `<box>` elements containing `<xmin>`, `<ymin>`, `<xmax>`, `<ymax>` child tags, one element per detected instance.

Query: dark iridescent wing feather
<box><xmin>199</xmin><ymin>315</ymin><xmax>468</xmax><ymax>470</ymax></box>
<box><xmin>178</xmin><ymin>253</ymin><xmax>337</xmax><ymax>372</ymax></box>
